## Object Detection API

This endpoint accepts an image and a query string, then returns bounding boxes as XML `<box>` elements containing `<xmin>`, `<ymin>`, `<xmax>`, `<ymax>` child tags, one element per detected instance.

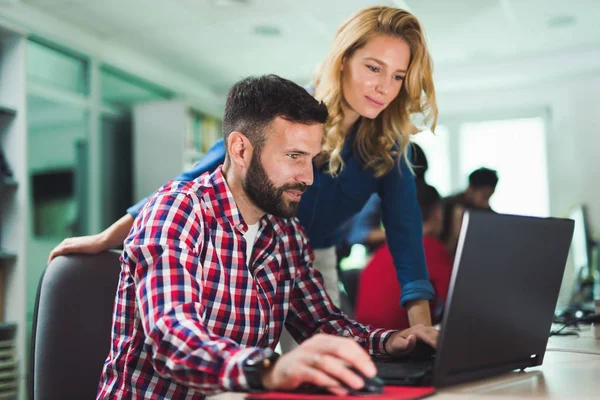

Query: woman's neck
<box><xmin>340</xmin><ymin>101</ymin><xmax>360</xmax><ymax>136</ymax></box>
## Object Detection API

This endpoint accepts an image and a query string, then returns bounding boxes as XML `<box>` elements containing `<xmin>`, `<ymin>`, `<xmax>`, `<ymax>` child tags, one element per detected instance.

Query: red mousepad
<box><xmin>246</xmin><ymin>386</ymin><xmax>435</xmax><ymax>400</ymax></box>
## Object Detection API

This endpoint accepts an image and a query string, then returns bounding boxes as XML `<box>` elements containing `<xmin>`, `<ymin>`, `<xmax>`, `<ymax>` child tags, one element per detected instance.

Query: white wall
<box><xmin>436</xmin><ymin>56</ymin><xmax>600</xmax><ymax>305</ymax></box>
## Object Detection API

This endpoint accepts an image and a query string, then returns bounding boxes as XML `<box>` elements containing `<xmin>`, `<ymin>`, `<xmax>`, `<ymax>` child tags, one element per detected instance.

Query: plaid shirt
<box><xmin>97</xmin><ymin>167</ymin><xmax>394</xmax><ymax>399</ymax></box>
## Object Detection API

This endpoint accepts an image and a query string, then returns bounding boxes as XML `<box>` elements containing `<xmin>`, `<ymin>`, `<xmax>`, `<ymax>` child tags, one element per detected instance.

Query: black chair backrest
<box><xmin>29</xmin><ymin>251</ymin><xmax>122</xmax><ymax>400</ymax></box>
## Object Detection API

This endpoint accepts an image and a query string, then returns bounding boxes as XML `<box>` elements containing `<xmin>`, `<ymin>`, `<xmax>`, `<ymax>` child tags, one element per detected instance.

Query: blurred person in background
<box><xmin>441</xmin><ymin>167</ymin><xmax>498</xmax><ymax>254</ymax></box>
<box><xmin>446</xmin><ymin>167</ymin><xmax>498</xmax><ymax>211</ymax></box>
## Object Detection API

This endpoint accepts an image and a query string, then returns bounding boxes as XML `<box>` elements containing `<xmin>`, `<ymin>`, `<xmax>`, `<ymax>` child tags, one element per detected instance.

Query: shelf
<box><xmin>0</xmin><ymin>178</ymin><xmax>17</xmax><ymax>190</ymax></box>
<box><xmin>0</xmin><ymin>252</ymin><xmax>16</xmax><ymax>265</ymax></box>
<box><xmin>0</xmin><ymin>106</ymin><xmax>16</xmax><ymax>118</ymax></box>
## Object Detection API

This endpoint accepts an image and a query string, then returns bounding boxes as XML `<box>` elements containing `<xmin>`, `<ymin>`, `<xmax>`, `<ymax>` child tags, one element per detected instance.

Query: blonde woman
<box><xmin>49</xmin><ymin>6</ymin><xmax>439</xmax><ymax>345</ymax></box>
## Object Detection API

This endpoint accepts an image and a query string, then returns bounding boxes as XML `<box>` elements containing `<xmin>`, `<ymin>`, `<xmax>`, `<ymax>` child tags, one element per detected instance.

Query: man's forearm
<box><xmin>406</xmin><ymin>299</ymin><xmax>432</xmax><ymax>326</ymax></box>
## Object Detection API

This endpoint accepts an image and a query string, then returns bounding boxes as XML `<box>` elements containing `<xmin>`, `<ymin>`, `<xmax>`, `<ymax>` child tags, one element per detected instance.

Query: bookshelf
<box><xmin>0</xmin><ymin>26</ymin><xmax>28</xmax><ymax>400</ymax></box>
<box><xmin>133</xmin><ymin>100</ymin><xmax>221</xmax><ymax>202</ymax></box>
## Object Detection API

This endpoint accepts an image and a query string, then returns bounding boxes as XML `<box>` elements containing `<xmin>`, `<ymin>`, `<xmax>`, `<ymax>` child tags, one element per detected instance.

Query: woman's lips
<box><xmin>366</xmin><ymin>96</ymin><xmax>384</xmax><ymax>107</ymax></box>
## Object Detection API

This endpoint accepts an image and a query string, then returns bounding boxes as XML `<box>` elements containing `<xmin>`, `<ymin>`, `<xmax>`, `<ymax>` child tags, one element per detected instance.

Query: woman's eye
<box><xmin>367</xmin><ymin>65</ymin><xmax>379</xmax><ymax>73</ymax></box>
<box><xmin>393</xmin><ymin>75</ymin><xmax>405</xmax><ymax>81</ymax></box>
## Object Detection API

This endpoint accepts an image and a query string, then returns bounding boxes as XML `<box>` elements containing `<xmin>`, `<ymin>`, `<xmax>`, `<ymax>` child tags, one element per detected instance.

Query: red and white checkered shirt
<box><xmin>97</xmin><ymin>166</ymin><xmax>394</xmax><ymax>399</ymax></box>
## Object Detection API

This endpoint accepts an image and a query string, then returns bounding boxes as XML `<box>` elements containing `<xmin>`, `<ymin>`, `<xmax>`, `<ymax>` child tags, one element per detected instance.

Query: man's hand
<box><xmin>384</xmin><ymin>324</ymin><xmax>439</xmax><ymax>356</ymax></box>
<box><xmin>48</xmin><ymin>234</ymin><xmax>108</xmax><ymax>264</ymax></box>
<box><xmin>261</xmin><ymin>334</ymin><xmax>376</xmax><ymax>395</ymax></box>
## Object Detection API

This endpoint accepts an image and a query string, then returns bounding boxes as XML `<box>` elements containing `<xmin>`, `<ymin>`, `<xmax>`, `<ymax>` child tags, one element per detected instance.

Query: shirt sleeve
<box><xmin>126</xmin><ymin>139</ymin><xmax>227</xmax><ymax>218</ymax></box>
<box><xmin>284</xmin><ymin>238</ymin><xmax>395</xmax><ymax>355</ymax></box>
<box><xmin>123</xmin><ymin>188</ymin><xmax>267</xmax><ymax>394</ymax></box>
<box><xmin>378</xmin><ymin>150</ymin><xmax>434</xmax><ymax>307</ymax></box>
<box><xmin>345</xmin><ymin>194</ymin><xmax>383</xmax><ymax>246</ymax></box>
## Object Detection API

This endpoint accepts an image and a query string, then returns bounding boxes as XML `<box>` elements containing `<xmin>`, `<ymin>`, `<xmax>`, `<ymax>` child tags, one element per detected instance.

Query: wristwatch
<box><xmin>242</xmin><ymin>348</ymin><xmax>280</xmax><ymax>390</ymax></box>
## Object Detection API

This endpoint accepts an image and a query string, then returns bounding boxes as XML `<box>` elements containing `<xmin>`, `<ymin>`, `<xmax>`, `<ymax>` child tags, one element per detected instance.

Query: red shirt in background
<box><xmin>355</xmin><ymin>236</ymin><xmax>453</xmax><ymax>330</ymax></box>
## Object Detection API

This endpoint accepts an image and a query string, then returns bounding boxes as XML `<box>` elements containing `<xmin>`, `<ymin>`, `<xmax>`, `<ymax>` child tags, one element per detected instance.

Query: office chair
<box><xmin>29</xmin><ymin>251</ymin><xmax>122</xmax><ymax>400</ymax></box>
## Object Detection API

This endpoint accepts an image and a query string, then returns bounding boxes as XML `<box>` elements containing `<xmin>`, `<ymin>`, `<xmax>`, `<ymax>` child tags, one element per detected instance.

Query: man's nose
<box><xmin>297</xmin><ymin>161</ymin><xmax>314</xmax><ymax>187</ymax></box>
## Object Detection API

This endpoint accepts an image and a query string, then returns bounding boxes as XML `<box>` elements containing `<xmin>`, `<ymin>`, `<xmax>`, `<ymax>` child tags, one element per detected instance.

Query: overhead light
<box><xmin>547</xmin><ymin>15</ymin><xmax>576</xmax><ymax>28</ymax></box>
<box><xmin>254</xmin><ymin>25</ymin><xmax>281</xmax><ymax>37</ymax></box>
<box><xmin>212</xmin><ymin>0</ymin><xmax>250</xmax><ymax>7</ymax></box>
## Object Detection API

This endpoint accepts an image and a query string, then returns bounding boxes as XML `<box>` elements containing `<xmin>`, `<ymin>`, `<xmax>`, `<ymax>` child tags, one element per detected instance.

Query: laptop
<box><xmin>375</xmin><ymin>210</ymin><xmax>574</xmax><ymax>388</ymax></box>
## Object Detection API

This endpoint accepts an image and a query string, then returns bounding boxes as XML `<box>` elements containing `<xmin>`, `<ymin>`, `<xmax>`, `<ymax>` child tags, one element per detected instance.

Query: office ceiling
<box><xmin>17</xmin><ymin>0</ymin><xmax>600</xmax><ymax>97</ymax></box>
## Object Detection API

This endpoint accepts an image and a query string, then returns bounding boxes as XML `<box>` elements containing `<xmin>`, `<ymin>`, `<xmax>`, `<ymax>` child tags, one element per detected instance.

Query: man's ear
<box><xmin>227</xmin><ymin>131</ymin><xmax>253</xmax><ymax>169</ymax></box>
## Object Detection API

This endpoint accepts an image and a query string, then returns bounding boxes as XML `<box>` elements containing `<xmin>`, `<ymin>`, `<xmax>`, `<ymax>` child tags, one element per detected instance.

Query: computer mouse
<box><xmin>346</xmin><ymin>366</ymin><xmax>384</xmax><ymax>395</ymax></box>
<box><xmin>403</xmin><ymin>339</ymin><xmax>436</xmax><ymax>361</ymax></box>
<box><xmin>294</xmin><ymin>365</ymin><xmax>384</xmax><ymax>396</ymax></box>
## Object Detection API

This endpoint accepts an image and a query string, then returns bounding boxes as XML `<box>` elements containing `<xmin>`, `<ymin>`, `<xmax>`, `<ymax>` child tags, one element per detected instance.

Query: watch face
<box><xmin>248</xmin><ymin>348</ymin><xmax>273</xmax><ymax>367</ymax></box>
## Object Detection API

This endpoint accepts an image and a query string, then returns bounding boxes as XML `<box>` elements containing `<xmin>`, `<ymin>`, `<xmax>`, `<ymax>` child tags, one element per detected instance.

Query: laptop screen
<box><xmin>433</xmin><ymin>211</ymin><xmax>574</xmax><ymax>387</ymax></box>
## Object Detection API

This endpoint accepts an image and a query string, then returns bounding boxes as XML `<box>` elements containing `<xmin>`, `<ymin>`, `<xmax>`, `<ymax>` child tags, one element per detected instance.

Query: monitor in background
<box><xmin>566</xmin><ymin>204</ymin><xmax>598</xmax><ymax>310</ymax></box>
<box><xmin>569</xmin><ymin>204</ymin><xmax>594</xmax><ymax>276</ymax></box>
<box><xmin>31</xmin><ymin>168</ymin><xmax>75</xmax><ymax>238</ymax></box>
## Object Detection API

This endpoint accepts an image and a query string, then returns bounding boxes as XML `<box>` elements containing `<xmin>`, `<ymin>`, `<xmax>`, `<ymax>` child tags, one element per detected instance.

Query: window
<box><xmin>458</xmin><ymin>117</ymin><xmax>549</xmax><ymax>217</ymax></box>
<box><xmin>411</xmin><ymin>125</ymin><xmax>452</xmax><ymax>196</ymax></box>
<box><xmin>27</xmin><ymin>39</ymin><xmax>89</xmax><ymax>95</ymax></box>
<box><xmin>101</xmin><ymin>66</ymin><xmax>173</xmax><ymax>108</ymax></box>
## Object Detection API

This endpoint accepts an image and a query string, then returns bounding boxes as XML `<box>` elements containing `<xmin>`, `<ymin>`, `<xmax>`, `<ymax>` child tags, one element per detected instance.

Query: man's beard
<box><xmin>243</xmin><ymin>152</ymin><xmax>307</xmax><ymax>219</ymax></box>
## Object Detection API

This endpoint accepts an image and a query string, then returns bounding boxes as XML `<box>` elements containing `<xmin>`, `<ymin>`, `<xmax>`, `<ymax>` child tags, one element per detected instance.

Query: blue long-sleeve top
<box><xmin>127</xmin><ymin>124</ymin><xmax>434</xmax><ymax>306</ymax></box>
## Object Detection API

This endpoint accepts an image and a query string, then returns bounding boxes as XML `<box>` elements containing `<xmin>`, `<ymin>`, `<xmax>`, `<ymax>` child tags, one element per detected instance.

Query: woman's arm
<box><xmin>48</xmin><ymin>139</ymin><xmax>227</xmax><ymax>263</ymax></box>
<box><xmin>48</xmin><ymin>214</ymin><xmax>134</xmax><ymax>263</ymax></box>
<box><xmin>378</xmin><ymin>152</ymin><xmax>434</xmax><ymax>327</ymax></box>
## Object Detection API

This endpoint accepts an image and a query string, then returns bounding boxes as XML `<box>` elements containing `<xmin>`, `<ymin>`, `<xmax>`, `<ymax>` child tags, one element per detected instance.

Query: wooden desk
<box><xmin>209</xmin><ymin>327</ymin><xmax>600</xmax><ymax>400</ymax></box>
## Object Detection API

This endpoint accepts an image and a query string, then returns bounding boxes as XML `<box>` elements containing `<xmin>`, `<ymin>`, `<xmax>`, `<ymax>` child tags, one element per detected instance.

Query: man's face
<box><xmin>243</xmin><ymin>117</ymin><xmax>323</xmax><ymax>218</ymax></box>
<box><xmin>470</xmin><ymin>186</ymin><xmax>495</xmax><ymax>209</ymax></box>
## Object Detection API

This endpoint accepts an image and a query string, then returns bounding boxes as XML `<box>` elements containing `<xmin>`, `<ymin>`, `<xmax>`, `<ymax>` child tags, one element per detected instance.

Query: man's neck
<box><xmin>222</xmin><ymin>162</ymin><xmax>263</xmax><ymax>225</ymax></box>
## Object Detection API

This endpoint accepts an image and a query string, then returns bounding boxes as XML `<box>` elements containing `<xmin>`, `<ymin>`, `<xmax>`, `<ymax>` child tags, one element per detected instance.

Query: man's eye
<box><xmin>288</xmin><ymin>153</ymin><xmax>299</xmax><ymax>160</ymax></box>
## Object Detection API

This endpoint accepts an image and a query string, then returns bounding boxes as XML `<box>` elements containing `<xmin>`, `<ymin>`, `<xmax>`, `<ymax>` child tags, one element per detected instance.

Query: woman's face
<box><xmin>341</xmin><ymin>34</ymin><xmax>411</xmax><ymax>120</ymax></box>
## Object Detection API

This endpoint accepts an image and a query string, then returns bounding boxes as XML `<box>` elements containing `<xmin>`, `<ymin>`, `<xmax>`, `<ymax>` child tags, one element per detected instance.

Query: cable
<box><xmin>549</xmin><ymin>314</ymin><xmax>599</xmax><ymax>337</ymax></box>
<box><xmin>546</xmin><ymin>348</ymin><xmax>600</xmax><ymax>356</ymax></box>
<box><xmin>549</xmin><ymin>323</ymin><xmax>581</xmax><ymax>337</ymax></box>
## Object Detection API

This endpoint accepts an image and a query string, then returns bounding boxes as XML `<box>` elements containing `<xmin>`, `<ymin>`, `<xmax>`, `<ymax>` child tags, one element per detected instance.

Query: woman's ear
<box><xmin>227</xmin><ymin>131</ymin><xmax>253</xmax><ymax>169</ymax></box>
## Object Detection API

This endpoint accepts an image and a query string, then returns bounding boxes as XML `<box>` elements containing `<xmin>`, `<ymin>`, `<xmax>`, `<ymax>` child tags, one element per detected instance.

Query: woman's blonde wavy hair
<box><xmin>314</xmin><ymin>6</ymin><xmax>438</xmax><ymax>177</ymax></box>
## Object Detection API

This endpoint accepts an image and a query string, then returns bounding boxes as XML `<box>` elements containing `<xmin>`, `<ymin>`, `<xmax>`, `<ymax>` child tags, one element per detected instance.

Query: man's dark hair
<box><xmin>411</xmin><ymin>142</ymin><xmax>428</xmax><ymax>182</ymax></box>
<box><xmin>416</xmin><ymin>182</ymin><xmax>441</xmax><ymax>222</ymax></box>
<box><xmin>468</xmin><ymin>167</ymin><xmax>499</xmax><ymax>189</ymax></box>
<box><xmin>222</xmin><ymin>74</ymin><xmax>328</xmax><ymax>153</ymax></box>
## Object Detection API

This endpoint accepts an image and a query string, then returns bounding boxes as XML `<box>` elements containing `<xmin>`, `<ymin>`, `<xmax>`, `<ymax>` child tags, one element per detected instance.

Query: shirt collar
<box><xmin>207</xmin><ymin>166</ymin><xmax>247</xmax><ymax>233</ymax></box>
